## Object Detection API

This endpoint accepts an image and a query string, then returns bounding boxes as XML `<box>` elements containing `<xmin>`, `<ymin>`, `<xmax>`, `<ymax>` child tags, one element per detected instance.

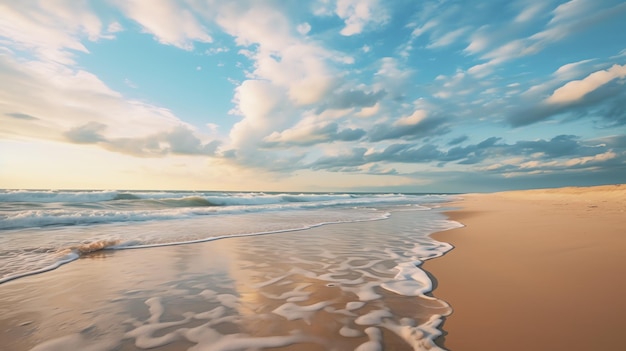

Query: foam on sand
<box><xmin>2</xmin><ymin>207</ymin><xmax>460</xmax><ymax>350</ymax></box>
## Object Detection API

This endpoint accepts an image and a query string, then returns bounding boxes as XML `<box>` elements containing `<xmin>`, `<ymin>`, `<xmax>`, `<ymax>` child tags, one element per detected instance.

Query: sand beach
<box><xmin>426</xmin><ymin>184</ymin><xmax>626</xmax><ymax>350</ymax></box>
<box><xmin>1</xmin><ymin>185</ymin><xmax>624</xmax><ymax>350</ymax></box>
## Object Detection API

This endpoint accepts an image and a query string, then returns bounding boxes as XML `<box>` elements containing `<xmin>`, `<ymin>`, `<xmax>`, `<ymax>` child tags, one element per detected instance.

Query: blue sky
<box><xmin>1</xmin><ymin>0</ymin><xmax>625</xmax><ymax>192</ymax></box>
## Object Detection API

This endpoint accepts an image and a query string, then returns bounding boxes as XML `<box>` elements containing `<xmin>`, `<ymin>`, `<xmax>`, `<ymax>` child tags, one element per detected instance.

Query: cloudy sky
<box><xmin>1</xmin><ymin>0</ymin><xmax>625</xmax><ymax>192</ymax></box>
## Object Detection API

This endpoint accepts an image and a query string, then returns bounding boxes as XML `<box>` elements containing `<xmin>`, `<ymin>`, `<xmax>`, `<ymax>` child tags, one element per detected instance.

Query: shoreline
<box><xmin>0</xmin><ymin>207</ymin><xmax>455</xmax><ymax>350</ymax></box>
<box><xmin>425</xmin><ymin>184</ymin><xmax>626</xmax><ymax>350</ymax></box>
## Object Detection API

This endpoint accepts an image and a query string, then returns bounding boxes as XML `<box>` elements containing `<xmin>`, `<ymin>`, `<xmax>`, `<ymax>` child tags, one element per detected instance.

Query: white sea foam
<box><xmin>355</xmin><ymin>309</ymin><xmax>393</xmax><ymax>325</ymax></box>
<box><xmin>0</xmin><ymin>191</ymin><xmax>439</xmax><ymax>230</ymax></box>
<box><xmin>272</xmin><ymin>301</ymin><xmax>332</xmax><ymax>322</ymax></box>
<box><xmin>2</xmin><ymin>190</ymin><xmax>461</xmax><ymax>350</ymax></box>
<box><xmin>19</xmin><ymin>206</ymin><xmax>461</xmax><ymax>351</ymax></box>
<box><xmin>0</xmin><ymin>208</ymin><xmax>392</xmax><ymax>285</ymax></box>
<box><xmin>0</xmin><ymin>189</ymin><xmax>122</xmax><ymax>203</ymax></box>
<box><xmin>356</xmin><ymin>327</ymin><xmax>383</xmax><ymax>351</ymax></box>
<box><xmin>339</xmin><ymin>325</ymin><xmax>363</xmax><ymax>337</ymax></box>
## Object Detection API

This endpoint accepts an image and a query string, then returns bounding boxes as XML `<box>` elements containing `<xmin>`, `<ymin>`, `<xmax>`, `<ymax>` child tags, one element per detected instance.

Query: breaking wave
<box><xmin>0</xmin><ymin>190</ymin><xmax>452</xmax><ymax>230</ymax></box>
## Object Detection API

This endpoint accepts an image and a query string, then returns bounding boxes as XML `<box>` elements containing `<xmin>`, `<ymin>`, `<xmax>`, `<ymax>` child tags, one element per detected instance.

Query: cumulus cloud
<box><xmin>112</xmin><ymin>0</ymin><xmax>212</xmax><ymax>50</ymax></box>
<box><xmin>374</xmin><ymin>57</ymin><xmax>413</xmax><ymax>99</ymax></box>
<box><xmin>199</xmin><ymin>1</ymin><xmax>367</xmax><ymax>171</ymax></box>
<box><xmin>0</xmin><ymin>0</ymin><xmax>105</xmax><ymax>63</ymax></box>
<box><xmin>335</xmin><ymin>0</ymin><xmax>389</xmax><ymax>36</ymax></box>
<box><xmin>297</xmin><ymin>22</ymin><xmax>312</xmax><ymax>35</ymax></box>
<box><xmin>254</xmin><ymin>44</ymin><xmax>335</xmax><ymax>105</ymax></box>
<box><xmin>356</xmin><ymin>103</ymin><xmax>381</xmax><ymax>118</ymax></box>
<box><xmin>2</xmin><ymin>0</ymin><xmax>624</xmax><ymax>190</ymax></box>
<box><xmin>263</xmin><ymin>122</ymin><xmax>365</xmax><ymax>148</ymax></box>
<box><xmin>64</xmin><ymin>123</ymin><xmax>220</xmax><ymax>157</ymax></box>
<box><xmin>211</xmin><ymin>1</ymin><xmax>338</xmax><ymax>114</ymax></box>
<box><xmin>0</xmin><ymin>50</ymin><xmax>222</xmax><ymax>156</ymax></box>
<box><xmin>228</xmin><ymin>80</ymin><xmax>289</xmax><ymax>148</ymax></box>
<box><xmin>394</xmin><ymin>110</ymin><xmax>427</xmax><ymax>126</ymax></box>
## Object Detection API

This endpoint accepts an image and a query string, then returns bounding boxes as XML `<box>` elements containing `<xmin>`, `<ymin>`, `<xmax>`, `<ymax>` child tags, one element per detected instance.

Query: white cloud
<box><xmin>253</xmin><ymin>44</ymin><xmax>335</xmax><ymax>105</ymax></box>
<box><xmin>394</xmin><ymin>110</ymin><xmax>428</xmax><ymax>126</ymax></box>
<box><xmin>263</xmin><ymin>120</ymin><xmax>331</xmax><ymax>146</ymax></box>
<box><xmin>521</xmin><ymin>60</ymin><xmax>596</xmax><ymax>98</ymax></box>
<box><xmin>427</xmin><ymin>27</ymin><xmax>469</xmax><ymax>48</ymax></box>
<box><xmin>214</xmin><ymin>3</ymin><xmax>293</xmax><ymax>51</ymax></box>
<box><xmin>356</xmin><ymin>102</ymin><xmax>380</xmax><ymax>117</ymax></box>
<box><xmin>0</xmin><ymin>1</ymin><xmax>224</xmax><ymax>158</ymax></box>
<box><xmin>202</xmin><ymin>1</ymin><xmax>345</xmax><ymax>165</ymax></box>
<box><xmin>335</xmin><ymin>0</ymin><xmax>389</xmax><ymax>36</ymax></box>
<box><xmin>297</xmin><ymin>22</ymin><xmax>312</xmax><ymax>35</ymax></box>
<box><xmin>468</xmin><ymin>39</ymin><xmax>537</xmax><ymax>77</ymax></box>
<box><xmin>221</xmin><ymin>5</ymin><xmax>349</xmax><ymax>146</ymax></box>
<box><xmin>613</xmin><ymin>48</ymin><xmax>626</xmax><ymax>58</ymax></box>
<box><xmin>0</xmin><ymin>54</ymin><xmax>217</xmax><ymax>155</ymax></box>
<box><xmin>411</xmin><ymin>20</ymin><xmax>437</xmax><ymax>38</ymax></box>
<box><xmin>514</xmin><ymin>2</ymin><xmax>547</xmax><ymax>23</ymax></box>
<box><xmin>0</xmin><ymin>1</ymin><xmax>104</xmax><ymax>64</ymax></box>
<box><xmin>312</xmin><ymin>0</ymin><xmax>334</xmax><ymax>16</ymax></box>
<box><xmin>531</xmin><ymin>0</ymin><xmax>626</xmax><ymax>44</ymax></box>
<box><xmin>467</xmin><ymin>62</ymin><xmax>493</xmax><ymax>78</ymax></box>
<box><xmin>546</xmin><ymin>64</ymin><xmax>626</xmax><ymax>105</ymax></box>
<box><xmin>124</xmin><ymin>78</ymin><xmax>138</xmax><ymax>89</ymax></box>
<box><xmin>464</xmin><ymin>1</ymin><xmax>625</xmax><ymax>78</ymax></box>
<box><xmin>205</xmin><ymin>47</ymin><xmax>229</xmax><ymax>55</ymax></box>
<box><xmin>206</xmin><ymin>123</ymin><xmax>219</xmax><ymax>135</ymax></box>
<box><xmin>564</xmin><ymin>151</ymin><xmax>617</xmax><ymax>166</ymax></box>
<box><xmin>106</xmin><ymin>22</ymin><xmax>124</xmax><ymax>34</ymax></box>
<box><xmin>374</xmin><ymin>57</ymin><xmax>412</xmax><ymax>99</ymax></box>
<box><xmin>548</xmin><ymin>0</ymin><xmax>591</xmax><ymax>26</ymax></box>
<box><xmin>112</xmin><ymin>0</ymin><xmax>212</xmax><ymax>50</ymax></box>
<box><xmin>464</xmin><ymin>33</ymin><xmax>489</xmax><ymax>55</ymax></box>
<box><xmin>228</xmin><ymin>80</ymin><xmax>289</xmax><ymax>149</ymax></box>
<box><xmin>553</xmin><ymin>59</ymin><xmax>594</xmax><ymax>80</ymax></box>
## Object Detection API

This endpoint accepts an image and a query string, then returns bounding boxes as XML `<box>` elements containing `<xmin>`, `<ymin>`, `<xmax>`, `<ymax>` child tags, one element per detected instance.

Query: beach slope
<box><xmin>426</xmin><ymin>184</ymin><xmax>626</xmax><ymax>350</ymax></box>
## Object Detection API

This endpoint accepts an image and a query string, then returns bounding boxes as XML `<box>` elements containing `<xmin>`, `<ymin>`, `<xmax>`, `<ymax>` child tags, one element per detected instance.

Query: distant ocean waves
<box><xmin>0</xmin><ymin>190</ymin><xmax>457</xmax><ymax>284</ymax></box>
<box><xmin>0</xmin><ymin>190</ymin><xmax>453</xmax><ymax>230</ymax></box>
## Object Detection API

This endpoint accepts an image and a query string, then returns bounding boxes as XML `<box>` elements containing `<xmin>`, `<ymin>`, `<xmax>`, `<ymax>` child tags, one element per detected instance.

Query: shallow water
<box><xmin>0</xmin><ymin>190</ymin><xmax>455</xmax><ymax>284</ymax></box>
<box><xmin>0</xmin><ymin>208</ymin><xmax>460</xmax><ymax>350</ymax></box>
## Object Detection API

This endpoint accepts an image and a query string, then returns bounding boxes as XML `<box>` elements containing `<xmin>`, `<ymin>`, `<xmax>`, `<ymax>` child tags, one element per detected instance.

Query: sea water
<box><xmin>0</xmin><ymin>190</ymin><xmax>462</xmax><ymax>350</ymax></box>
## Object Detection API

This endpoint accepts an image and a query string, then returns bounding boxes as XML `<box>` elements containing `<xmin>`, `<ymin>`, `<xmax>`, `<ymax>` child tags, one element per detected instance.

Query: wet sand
<box><xmin>0</xmin><ymin>209</ymin><xmax>456</xmax><ymax>350</ymax></box>
<box><xmin>425</xmin><ymin>184</ymin><xmax>626</xmax><ymax>350</ymax></box>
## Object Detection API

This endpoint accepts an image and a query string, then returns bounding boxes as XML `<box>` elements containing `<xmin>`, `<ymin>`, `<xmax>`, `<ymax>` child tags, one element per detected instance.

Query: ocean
<box><xmin>0</xmin><ymin>189</ymin><xmax>462</xmax><ymax>350</ymax></box>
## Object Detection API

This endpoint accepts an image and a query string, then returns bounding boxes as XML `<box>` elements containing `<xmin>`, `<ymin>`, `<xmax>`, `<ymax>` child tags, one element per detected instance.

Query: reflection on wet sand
<box><xmin>0</xmin><ymin>209</ymin><xmax>459</xmax><ymax>350</ymax></box>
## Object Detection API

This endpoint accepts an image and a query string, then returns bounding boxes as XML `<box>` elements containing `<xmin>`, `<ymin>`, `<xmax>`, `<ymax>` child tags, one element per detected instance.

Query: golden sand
<box><xmin>425</xmin><ymin>184</ymin><xmax>626</xmax><ymax>350</ymax></box>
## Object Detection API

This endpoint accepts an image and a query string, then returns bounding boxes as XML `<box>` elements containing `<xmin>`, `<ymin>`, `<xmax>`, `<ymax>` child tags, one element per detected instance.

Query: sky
<box><xmin>1</xmin><ymin>0</ymin><xmax>625</xmax><ymax>193</ymax></box>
